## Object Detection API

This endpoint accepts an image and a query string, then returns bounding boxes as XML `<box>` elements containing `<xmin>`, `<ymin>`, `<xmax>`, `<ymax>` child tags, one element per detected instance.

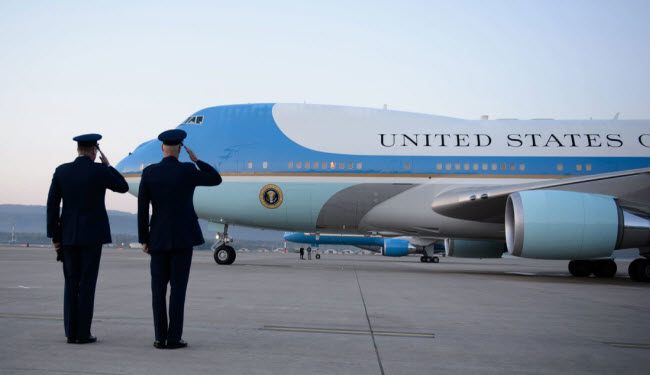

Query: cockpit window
<box><xmin>181</xmin><ymin>115</ymin><xmax>203</xmax><ymax>125</ymax></box>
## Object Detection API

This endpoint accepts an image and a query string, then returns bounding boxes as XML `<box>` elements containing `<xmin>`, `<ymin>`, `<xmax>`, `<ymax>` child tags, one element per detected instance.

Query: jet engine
<box><xmin>506</xmin><ymin>190</ymin><xmax>650</xmax><ymax>259</ymax></box>
<box><xmin>444</xmin><ymin>239</ymin><xmax>505</xmax><ymax>258</ymax></box>
<box><xmin>382</xmin><ymin>238</ymin><xmax>410</xmax><ymax>257</ymax></box>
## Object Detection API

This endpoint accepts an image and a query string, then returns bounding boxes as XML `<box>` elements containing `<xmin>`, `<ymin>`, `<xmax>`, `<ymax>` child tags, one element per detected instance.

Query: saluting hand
<box><xmin>98</xmin><ymin>148</ymin><xmax>110</xmax><ymax>166</ymax></box>
<box><xmin>183</xmin><ymin>145</ymin><xmax>199</xmax><ymax>163</ymax></box>
<box><xmin>142</xmin><ymin>243</ymin><xmax>149</xmax><ymax>254</ymax></box>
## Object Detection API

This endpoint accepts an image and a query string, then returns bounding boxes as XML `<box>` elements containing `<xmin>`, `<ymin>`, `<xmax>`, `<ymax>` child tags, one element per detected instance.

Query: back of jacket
<box><xmin>138</xmin><ymin>156</ymin><xmax>221</xmax><ymax>251</ymax></box>
<box><xmin>47</xmin><ymin>156</ymin><xmax>129</xmax><ymax>245</ymax></box>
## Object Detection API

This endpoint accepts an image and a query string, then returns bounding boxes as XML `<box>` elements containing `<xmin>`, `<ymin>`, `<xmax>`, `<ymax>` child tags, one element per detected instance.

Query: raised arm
<box><xmin>105</xmin><ymin>166</ymin><xmax>129</xmax><ymax>193</ymax></box>
<box><xmin>184</xmin><ymin>145</ymin><xmax>222</xmax><ymax>186</ymax></box>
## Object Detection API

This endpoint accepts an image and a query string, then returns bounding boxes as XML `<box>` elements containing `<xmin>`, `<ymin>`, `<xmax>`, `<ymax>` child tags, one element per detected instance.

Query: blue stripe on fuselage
<box><xmin>116</xmin><ymin>103</ymin><xmax>650</xmax><ymax>177</ymax></box>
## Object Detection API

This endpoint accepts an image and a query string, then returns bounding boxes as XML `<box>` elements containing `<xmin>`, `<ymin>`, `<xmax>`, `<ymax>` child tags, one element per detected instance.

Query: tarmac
<box><xmin>0</xmin><ymin>245</ymin><xmax>649</xmax><ymax>375</ymax></box>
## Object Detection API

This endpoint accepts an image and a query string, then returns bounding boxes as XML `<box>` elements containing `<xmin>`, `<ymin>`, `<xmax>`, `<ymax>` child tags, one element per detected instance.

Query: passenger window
<box><xmin>356</xmin><ymin>162</ymin><xmax>362</xmax><ymax>169</ymax></box>
<box><xmin>519</xmin><ymin>163</ymin><xmax>525</xmax><ymax>171</ymax></box>
<box><xmin>557</xmin><ymin>163</ymin><xmax>563</xmax><ymax>171</ymax></box>
<box><xmin>296</xmin><ymin>161</ymin><xmax>302</xmax><ymax>169</ymax></box>
<box><xmin>454</xmin><ymin>163</ymin><xmax>460</xmax><ymax>170</ymax></box>
<box><xmin>473</xmin><ymin>163</ymin><xmax>479</xmax><ymax>171</ymax></box>
<box><xmin>491</xmin><ymin>163</ymin><xmax>497</xmax><ymax>171</ymax></box>
<box><xmin>288</xmin><ymin>161</ymin><xmax>293</xmax><ymax>169</ymax></box>
<box><xmin>330</xmin><ymin>162</ymin><xmax>336</xmax><ymax>169</ymax></box>
<box><xmin>247</xmin><ymin>161</ymin><xmax>252</xmax><ymax>169</ymax></box>
<box><xmin>482</xmin><ymin>163</ymin><xmax>488</xmax><ymax>170</ymax></box>
<box><xmin>436</xmin><ymin>162</ymin><xmax>442</xmax><ymax>170</ymax></box>
<box><xmin>305</xmin><ymin>162</ymin><xmax>310</xmax><ymax>169</ymax></box>
<box><xmin>339</xmin><ymin>162</ymin><xmax>344</xmax><ymax>169</ymax></box>
<box><xmin>404</xmin><ymin>162</ymin><xmax>411</xmax><ymax>170</ymax></box>
<box><xmin>348</xmin><ymin>162</ymin><xmax>353</xmax><ymax>169</ymax></box>
<box><xmin>463</xmin><ymin>163</ymin><xmax>470</xmax><ymax>170</ymax></box>
<box><xmin>500</xmin><ymin>163</ymin><xmax>506</xmax><ymax>170</ymax></box>
<box><xmin>576</xmin><ymin>163</ymin><xmax>582</xmax><ymax>171</ymax></box>
<box><xmin>139</xmin><ymin>163</ymin><xmax>144</xmax><ymax>171</ymax></box>
<box><xmin>322</xmin><ymin>162</ymin><xmax>327</xmax><ymax>169</ymax></box>
<box><xmin>262</xmin><ymin>161</ymin><xmax>268</xmax><ymax>169</ymax></box>
<box><xmin>510</xmin><ymin>163</ymin><xmax>516</xmax><ymax>171</ymax></box>
<box><xmin>586</xmin><ymin>163</ymin><xmax>592</xmax><ymax>171</ymax></box>
<box><xmin>313</xmin><ymin>162</ymin><xmax>319</xmax><ymax>169</ymax></box>
<box><xmin>445</xmin><ymin>162</ymin><xmax>451</xmax><ymax>170</ymax></box>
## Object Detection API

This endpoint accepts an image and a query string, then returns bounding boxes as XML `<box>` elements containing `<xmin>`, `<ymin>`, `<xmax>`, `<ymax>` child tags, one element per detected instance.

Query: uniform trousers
<box><xmin>150</xmin><ymin>248</ymin><xmax>193</xmax><ymax>342</ymax></box>
<box><xmin>62</xmin><ymin>244</ymin><xmax>102</xmax><ymax>340</ymax></box>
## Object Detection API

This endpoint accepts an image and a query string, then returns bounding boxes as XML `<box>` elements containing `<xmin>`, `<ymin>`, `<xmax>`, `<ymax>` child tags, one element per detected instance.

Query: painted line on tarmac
<box><xmin>262</xmin><ymin>325</ymin><xmax>434</xmax><ymax>338</ymax></box>
<box><xmin>0</xmin><ymin>313</ymin><xmax>104</xmax><ymax>322</ymax></box>
<box><xmin>605</xmin><ymin>342</ymin><xmax>650</xmax><ymax>349</ymax></box>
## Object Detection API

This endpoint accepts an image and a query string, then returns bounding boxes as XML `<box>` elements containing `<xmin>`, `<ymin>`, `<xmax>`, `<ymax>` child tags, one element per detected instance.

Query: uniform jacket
<box><xmin>47</xmin><ymin>156</ymin><xmax>129</xmax><ymax>245</ymax></box>
<box><xmin>138</xmin><ymin>156</ymin><xmax>222</xmax><ymax>251</ymax></box>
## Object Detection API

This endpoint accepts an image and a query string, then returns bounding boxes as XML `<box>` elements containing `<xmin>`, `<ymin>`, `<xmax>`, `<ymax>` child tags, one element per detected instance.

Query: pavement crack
<box><xmin>354</xmin><ymin>267</ymin><xmax>385</xmax><ymax>375</ymax></box>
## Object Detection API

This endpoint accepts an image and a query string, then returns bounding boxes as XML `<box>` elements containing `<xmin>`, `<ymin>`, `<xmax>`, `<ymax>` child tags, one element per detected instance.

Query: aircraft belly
<box><xmin>315</xmin><ymin>183</ymin><xmax>417</xmax><ymax>234</ymax></box>
<box><xmin>358</xmin><ymin>183</ymin><xmax>505</xmax><ymax>240</ymax></box>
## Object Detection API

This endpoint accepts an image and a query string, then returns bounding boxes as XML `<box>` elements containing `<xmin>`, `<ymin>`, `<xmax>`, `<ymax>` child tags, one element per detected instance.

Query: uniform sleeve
<box><xmin>46</xmin><ymin>172</ymin><xmax>62</xmax><ymax>242</ymax></box>
<box><xmin>137</xmin><ymin>171</ymin><xmax>151</xmax><ymax>244</ymax></box>
<box><xmin>192</xmin><ymin>160</ymin><xmax>222</xmax><ymax>187</ymax></box>
<box><xmin>105</xmin><ymin>166</ymin><xmax>129</xmax><ymax>193</ymax></box>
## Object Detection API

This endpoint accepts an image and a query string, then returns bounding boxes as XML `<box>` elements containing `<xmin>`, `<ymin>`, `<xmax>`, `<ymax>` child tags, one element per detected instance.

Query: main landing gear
<box><xmin>212</xmin><ymin>224</ymin><xmax>236</xmax><ymax>265</ymax></box>
<box><xmin>419</xmin><ymin>244</ymin><xmax>440</xmax><ymax>264</ymax></box>
<box><xmin>568</xmin><ymin>260</ymin><xmax>617</xmax><ymax>278</ymax></box>
<box><xmin>420</xmin><ymin>256</ymin><xmax>439</xmax><ymax>263</ymax></box>
<box><xmin>628</xmin><ymin>258</ymin><xmax>650</xmax><ymax>282</ymax></box>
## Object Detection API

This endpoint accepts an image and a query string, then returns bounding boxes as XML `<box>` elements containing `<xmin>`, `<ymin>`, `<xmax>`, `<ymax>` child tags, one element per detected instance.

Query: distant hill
<box><xmin>0</xmin><ymin>204</ymin><xmax>286</xmax><ymax>241</ymax></box>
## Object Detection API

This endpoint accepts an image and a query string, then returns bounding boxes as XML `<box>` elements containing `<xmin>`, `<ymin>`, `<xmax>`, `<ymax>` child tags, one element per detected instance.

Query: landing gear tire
<box><xmin>431</xmin><ymin>256</ymin><xmax>440</xmax><ymax>263</ymax></box>
<box><xmin>315</xmin><ymin>254</ymin><xmax>320</xmax><ymax>259</ymax></box>
<box><xmin>568</xmin><ymin>260</ymin><xmax>592</xmax><ymax>277</ymax></box>
<box><xmin>214</xmin><ymin>245</ymin><xmax>236</xmax><ymax>265</ymax></box>
<box><xmin>629</xmin><ymin>259</ymin><xmax>650</xmax><ymax>282</ymax></box>
<box><xmin>420</xmin><ymin>256</ymin><xmax>427</xmax><ymax>263</ymax></box>
<box><xmin>592</xmin><ymin>260</ymin><xmax>617</xmax><ymax>278</ymax></box>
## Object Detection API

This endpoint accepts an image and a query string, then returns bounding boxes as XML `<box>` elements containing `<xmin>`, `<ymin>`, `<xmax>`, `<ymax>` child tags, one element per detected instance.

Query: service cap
<box><xmin>73</xmin><ymin>133</ymin><xmax>102</xmax><ymax>147</ymax></box>
<box><xmin>158</xmin><ymin>129</ymin><xmax>187</xmax><ymax>146</ymax></box>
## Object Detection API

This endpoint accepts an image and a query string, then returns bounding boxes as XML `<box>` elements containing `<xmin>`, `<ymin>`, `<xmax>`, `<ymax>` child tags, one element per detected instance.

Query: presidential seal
<box><xmin>259</xmin><ymin>184</ymin><xmax>283</xmax><ymax>209</ymax></box>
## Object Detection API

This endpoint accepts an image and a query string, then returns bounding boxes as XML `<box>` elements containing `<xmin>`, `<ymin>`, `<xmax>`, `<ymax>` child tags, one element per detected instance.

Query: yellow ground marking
<box><xmin>0</xmin><ymin>313</ymin><xmax>103</xmax><ymax>322</ymax></box>
<box><xmin>263</xmin><ymin>326</ymin><xmax>434</xmax><ymax>338</ymax></box>
<box><xmin>607</xmin><ymin>343</ymin><xmax>650</xmax><ymax>349</ymax></box>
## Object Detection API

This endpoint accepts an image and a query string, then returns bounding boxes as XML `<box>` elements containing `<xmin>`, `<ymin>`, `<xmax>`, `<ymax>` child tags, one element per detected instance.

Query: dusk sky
<box><xmin>1</xmin><ymin>0</ymin><xmax>649</xmax><ymax>213</ymax></box>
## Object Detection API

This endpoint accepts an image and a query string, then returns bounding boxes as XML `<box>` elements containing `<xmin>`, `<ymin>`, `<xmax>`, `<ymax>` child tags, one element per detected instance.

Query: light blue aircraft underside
<box><xmin>116</xmin><ymin>103</ymin><xmax>650</xmax><ymax>280</ymax></box>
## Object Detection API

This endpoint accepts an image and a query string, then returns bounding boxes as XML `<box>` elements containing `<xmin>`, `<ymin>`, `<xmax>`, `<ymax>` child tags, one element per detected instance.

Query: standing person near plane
<box><xmin>47</xmin><ymin>134</ymin><xmax>129</xmax><ymax>344</ymax></box>
<box><xmin>299</xmin><ymin>247</ymin><xmax>304</xmax><ymax>260</ymax></box>
<box><xmin>138</xmin><ymin>129</ymin><xmax>222</xmax><ymax>349</ymax></box>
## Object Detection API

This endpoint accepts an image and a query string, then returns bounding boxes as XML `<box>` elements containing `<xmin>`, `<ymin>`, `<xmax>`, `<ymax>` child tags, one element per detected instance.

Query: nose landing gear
<box><xmin>212</xmin><ymin>224</ymin><xmax>236</xmax><ymax>265</ymax></box>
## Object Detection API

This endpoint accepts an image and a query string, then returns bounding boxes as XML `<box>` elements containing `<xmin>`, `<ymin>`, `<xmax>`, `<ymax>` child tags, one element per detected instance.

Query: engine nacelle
<box><xmin>445</xmin><ymin>239</ymin><xmax>505</xmax><ymax>258</ymax></box>
<box><xmin>506</xmin><ymin>190</ymin><xmax>650</xmax><ymax>260</ymax></box>
<box><xmin>382</xmin><ymin>238</ymin><xmax>410</xmax><ymax>257</ymax></box>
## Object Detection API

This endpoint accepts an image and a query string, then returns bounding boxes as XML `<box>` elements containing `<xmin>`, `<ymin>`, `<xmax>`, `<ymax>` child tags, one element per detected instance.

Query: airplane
<box><xmin>116</xmin><ymin>103</ymin><xmax>650</xmax><ymax>281</ymax></box>
<box><xmin>282</xmin><ymin>232</ymin><xmax>447</xmax><ymax>262</ymax></box>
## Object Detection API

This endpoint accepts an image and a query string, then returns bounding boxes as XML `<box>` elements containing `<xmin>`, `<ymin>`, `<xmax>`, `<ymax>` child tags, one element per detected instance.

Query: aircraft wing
<box><xmin>431</xmin><ymin>167</ymin><xmax>650</xmax><ymax>223</ymax></box>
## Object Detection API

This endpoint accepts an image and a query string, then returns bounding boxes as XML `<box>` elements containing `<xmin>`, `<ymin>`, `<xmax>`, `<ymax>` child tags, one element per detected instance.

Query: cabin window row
<box><xmin>286</xmin><ymin>161</ymin><xmax>363</xmax><ymax>170</ymax></box>
<box><xmin>433</xmin><ymin>162</ymin><xmax>526</xmax><ymax>172</ymax></box>
<box><xmin>556</xmin><ymin>163</ymin><xmax>592</xmax><ymax>172</ymax></box>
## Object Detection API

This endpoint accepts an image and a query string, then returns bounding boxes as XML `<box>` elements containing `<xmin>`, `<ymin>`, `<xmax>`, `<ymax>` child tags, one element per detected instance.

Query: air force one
<box><xmin>116</xmin><ymin>103</ymin><xmax>650</xmax><ymax>281</ymax></box>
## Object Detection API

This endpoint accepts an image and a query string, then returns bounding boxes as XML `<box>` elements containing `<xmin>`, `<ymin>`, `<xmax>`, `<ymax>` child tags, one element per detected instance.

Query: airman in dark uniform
<box><xmin>46</xmin><ymin>134</ymin><xmax>129</xmax><ymax>344</ymax></box>
<box><xmin>137</xmin><ymin>129</ymin><xmax>222</xmax><ymax>349</ymax></box>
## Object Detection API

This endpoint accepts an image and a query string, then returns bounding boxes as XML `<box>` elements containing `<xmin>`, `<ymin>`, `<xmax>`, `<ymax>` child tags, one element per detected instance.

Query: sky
<box><xmin>1</xmin><ymin>0</ymin><xmax>649</xmax><ymax>214</ymax></box>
